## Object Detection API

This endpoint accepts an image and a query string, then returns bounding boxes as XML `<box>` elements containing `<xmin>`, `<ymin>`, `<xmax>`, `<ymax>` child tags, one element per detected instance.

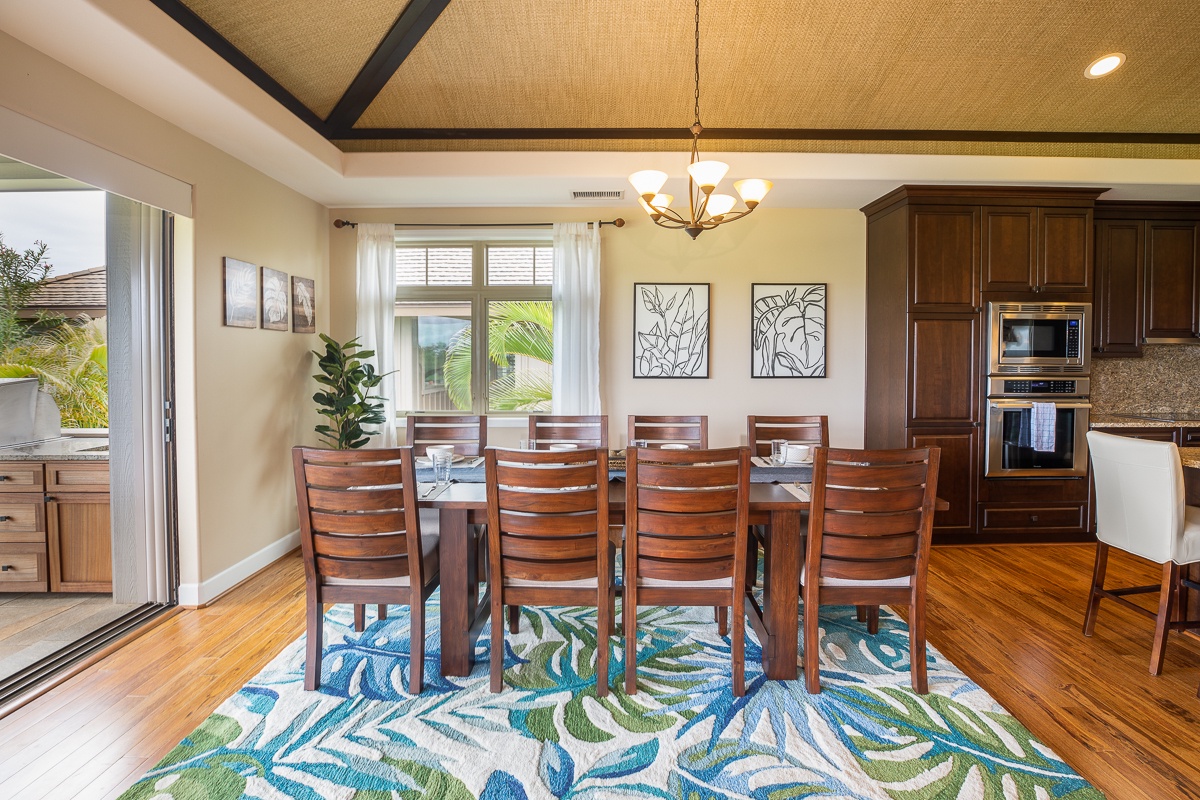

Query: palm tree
<box><xmin>0</xmin><ymin>317</ymin><xmax>108</xmax><ymax>428</ymax></box>
<box><xmin>442</xmin><ymin>300</ymin><xmax>552</xmax><ymax>412</ymax></box>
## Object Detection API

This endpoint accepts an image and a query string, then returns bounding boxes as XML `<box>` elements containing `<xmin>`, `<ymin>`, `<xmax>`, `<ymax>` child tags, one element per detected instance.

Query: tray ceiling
<box><xmin>154</xmin><ymin>0</ymin><xmax>1200</xmax><ymax>157</ymax></box>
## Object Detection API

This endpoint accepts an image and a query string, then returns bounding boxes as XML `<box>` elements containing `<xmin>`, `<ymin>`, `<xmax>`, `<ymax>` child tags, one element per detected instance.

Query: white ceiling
<box><xmin>2</xmin><ymin>0</ymin><xmax>1199</xmax><ymax>210</ymax></box>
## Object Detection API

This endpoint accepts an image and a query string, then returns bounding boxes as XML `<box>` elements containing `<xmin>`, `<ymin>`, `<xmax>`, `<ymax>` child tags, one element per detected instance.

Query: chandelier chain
<box><xmin>693</xmin><ymin>0</ymin><xmax>701</xmax><ymax>125</ymax></box>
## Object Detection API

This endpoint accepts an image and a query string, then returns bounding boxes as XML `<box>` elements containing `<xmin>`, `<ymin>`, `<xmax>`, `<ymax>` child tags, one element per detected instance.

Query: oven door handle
<box><xmin>988</xmin><ymin>400</ymin><xmax>1092</xmax><ymax>410</ymax></box>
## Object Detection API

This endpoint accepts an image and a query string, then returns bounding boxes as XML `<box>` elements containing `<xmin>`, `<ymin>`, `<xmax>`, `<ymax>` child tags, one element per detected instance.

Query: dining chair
<box><xmin>747</xmin><ymin>414</ymin><xmax>829</xmax><ymax>455</ymax></box>
<box><xmin>528</xmin><ymin>415</ymin><xmax>609</xmax><ymax>450</ymax></box>
<box><xmin>292</xmin><ymin>446</ymin><xmax>440</xmax><ymax>693</ymax></box>
<box><xmin>802</xmin><ymin>446</ymin><xmax>941</xmax><ymax>694</ymax></box>
<box><xmin>624</xmin><ymin>446</ymin><xmax>753</xmax><ymax>696</ymax></box>
<box><xmin>406</xmin><ymin>414</ymin><xmax>488</xmax><ymax>456</ymax></box>
<box><xmin>627</xmin><ymin>415</ymin><xmax>708</xmax><ymax>448</ymax></box>
<box><xmin>484</xmin><ymin>446</ymin><xmax>614</xmax><ymax>694</ymax></box>
<box><xmin>1084</xmin><ymin>431</ymin><xmax>1200</xmax><ymax>675</ymax></box>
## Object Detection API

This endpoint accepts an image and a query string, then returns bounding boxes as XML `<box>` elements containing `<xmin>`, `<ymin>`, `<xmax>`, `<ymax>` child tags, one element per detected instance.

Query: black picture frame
<box><xmin>633</xmin><ymin>282</ymin><xmax>710</xmax><ymax>378</ymax></box>
<box><xmin>751</xmin><ymin>283</ymin><xmax>826</xmax><ymax>378</ymax></box>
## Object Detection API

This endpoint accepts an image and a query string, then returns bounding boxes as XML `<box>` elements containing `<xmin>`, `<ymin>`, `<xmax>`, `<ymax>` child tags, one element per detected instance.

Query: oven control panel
<box><xmin>988</xmin><ymin>377</ymin><xmax>1090</xmax><ymax>397</ymax></box>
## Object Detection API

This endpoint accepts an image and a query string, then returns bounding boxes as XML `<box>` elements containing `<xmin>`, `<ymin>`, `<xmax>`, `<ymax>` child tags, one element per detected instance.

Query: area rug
<box><xmin>117</xmin><ymin>595</ymin><xmax>1101</xmax><ymax>799</ymax></box>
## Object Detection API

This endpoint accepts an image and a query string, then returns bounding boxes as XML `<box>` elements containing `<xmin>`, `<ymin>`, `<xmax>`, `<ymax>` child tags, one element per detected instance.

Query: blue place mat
<box><xmin>414</xmin><ymin>463</ymin><xmax>812</xmax><ymax>485</ymax></box>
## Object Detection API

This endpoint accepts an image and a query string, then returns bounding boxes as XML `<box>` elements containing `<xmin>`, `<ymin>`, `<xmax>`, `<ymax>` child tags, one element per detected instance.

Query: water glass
<box><xmin>432</xmin><ymin>450</ymin><xmax>453</xmax><ymax>485</ymax></box>
<box><xmin>630</xmin><ymin>438</ymin><xmax>649</xmax><ymax>450</ymax></box>
<box><xmin>518</xmin><ymin>438</ymin><xmax>532</xmax><ymax>450</ymax></box>
<box><xmin>770</xmin><ymin>439</ymin><xmax>788</xmax><ymax>465</ymax></box>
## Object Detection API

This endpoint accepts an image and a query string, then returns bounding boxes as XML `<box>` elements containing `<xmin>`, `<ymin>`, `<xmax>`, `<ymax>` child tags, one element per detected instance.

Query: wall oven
<box><xmin>988</xmin><ymin>302</ymin><xmax>1091</xmax><ymax>375</ymax></box>
<box><xmin>984</xmin><ymin>377</ymin><xmax>1091</xmax><ymax>477</ymax></box>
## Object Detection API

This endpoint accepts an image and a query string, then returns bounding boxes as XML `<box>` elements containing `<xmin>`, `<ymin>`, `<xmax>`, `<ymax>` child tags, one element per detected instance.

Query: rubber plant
<box><xmin>311</xmin><ymin>333</ymin><xmax>386</xmax><ymax>449</ymax></box>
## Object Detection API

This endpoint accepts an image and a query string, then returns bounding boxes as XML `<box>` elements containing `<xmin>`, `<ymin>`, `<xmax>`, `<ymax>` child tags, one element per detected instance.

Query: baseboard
<box><xmin>178</xmin><ymin>530</ymin><xmax>300</xmax><ymax>608</ymax></box>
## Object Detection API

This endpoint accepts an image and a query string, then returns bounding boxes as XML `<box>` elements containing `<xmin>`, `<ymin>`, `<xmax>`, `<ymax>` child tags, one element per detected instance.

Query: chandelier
<box><xmin>628</xmin><ymin>0</ymin><xmax>772</xmax><ymax>239</ymax></box>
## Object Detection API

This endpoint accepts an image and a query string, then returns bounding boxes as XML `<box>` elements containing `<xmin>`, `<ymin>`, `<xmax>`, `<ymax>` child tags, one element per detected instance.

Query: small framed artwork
<box><xmin>633</xmin><ymin>282</ymin><xmax>710</xmax><ymax>378</ymax></box>
<box><xmin>291</xmin><ymin>276</ymin><xmax>316</xmax><ymax>333</ymax></box>
<box><xmin>751</xmin><ymin>283</ymin><xmax>826</xmax><ymax>377</ymax></box>
<box><xmin>222</xmin><ymin>257</ymin><xmax>258</xmax><ymax>328</ymax></box>
<box><xmin>261</xmin><ymin>267</ymin><xmax>290</xmax><ymax>331</ymax></box>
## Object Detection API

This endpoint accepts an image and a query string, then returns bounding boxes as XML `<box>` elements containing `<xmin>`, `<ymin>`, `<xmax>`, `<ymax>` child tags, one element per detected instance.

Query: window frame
<box><xmin>395</xmin><ymin>239</ymin><xmax>552</xmax><ymax>416</ymax></box>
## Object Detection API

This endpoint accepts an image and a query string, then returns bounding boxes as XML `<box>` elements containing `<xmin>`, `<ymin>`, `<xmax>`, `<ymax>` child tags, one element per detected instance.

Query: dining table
<box><xmin>415</xmin><ymin>456</ymin><xmax>816</xmax><ymax>681</ymax></box>
<box><xmin>1180</xmin><ymin>448</ymin><xmax>1200</xmax><ymax>623</ymax></box>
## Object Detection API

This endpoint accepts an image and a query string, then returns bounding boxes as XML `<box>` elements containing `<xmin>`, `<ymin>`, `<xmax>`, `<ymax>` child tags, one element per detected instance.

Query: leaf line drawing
<box><xmin>634</xmin><ymin>283</ymin><xmax>709</xmax><ymax>378</ymax></box>
<box><xmin>752</xmin><ymin>283</ymin><xmax>826</xmax><ymax>377</ymax></box>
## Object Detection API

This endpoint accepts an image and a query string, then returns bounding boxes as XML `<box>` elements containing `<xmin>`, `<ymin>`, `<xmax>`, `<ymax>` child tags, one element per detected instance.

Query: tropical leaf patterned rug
<box><xmin>118</xmin><ymin>593</ymin><xmax>1101</xmax><ymax>799</ymax></box>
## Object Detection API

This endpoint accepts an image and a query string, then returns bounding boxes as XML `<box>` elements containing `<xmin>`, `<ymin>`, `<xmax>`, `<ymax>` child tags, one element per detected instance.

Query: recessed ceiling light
<box><xmin>1085</xmin><ymin>53</ymin><xmax>1126</xmax><ymax>79</ymax></box>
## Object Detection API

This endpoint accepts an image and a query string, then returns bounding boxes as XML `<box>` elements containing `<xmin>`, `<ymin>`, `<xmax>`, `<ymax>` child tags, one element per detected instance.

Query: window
<box><xmin>394</xmin><ymin>241</ymin><xmax>553</xmax><ymax>415</ymax></box>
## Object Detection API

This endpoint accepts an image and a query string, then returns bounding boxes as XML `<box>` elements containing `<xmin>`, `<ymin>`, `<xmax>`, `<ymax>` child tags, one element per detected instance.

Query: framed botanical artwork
<box><xmin>751</xmin><ymin>283</ymin><xmax>826</xmax><ymax>377</ymax></box>
<box><xmin>291</xmin><ymin>276</ymin><xmax>316</xmax><ymax>333</ymax></box>
<box><xmin>260</xmin><ymin>267</ymin><xmax>289</xmax><ymax>331</ymax></box>
<box><xmin>633</xmin><ymin>282</ymin><xmax>710</xmax><ymax>378</ymax></box>
<box><xmin>222</xmin><ymin>257</ymin><xmax>258</xmax><ymax>328</ymax></box>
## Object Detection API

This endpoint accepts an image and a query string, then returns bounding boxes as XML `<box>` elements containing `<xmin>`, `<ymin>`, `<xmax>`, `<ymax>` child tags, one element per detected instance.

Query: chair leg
<box><xmin>745</xmin><ymin>532</ymin><xmax>761</xmax><ymax>588</ymax></box>
<box><xmin>304</xmin><ymin>598</ymin><xmax>323</xmax><ymax>691</ymax></box>
<box><xmin>732</xmin><ymin>594</ymin><xmax>745</xmax><ymax>697</ymax></box>
<box><xmin>866</xmin><ymin>605</ymin><xmax>880</xmax><ymax>635</ymax></box>
<box><xmin>596</xmin><ymin>590</ymin><xmax>610</xmax><ymax>698</ymax></box>
<box><xmin>856</xmin><ymin>605</ymin><xmax>867</xmax><ymax>623</ymax></box>
<box><xmin>717</xmin><ymin>605</ymin><xmax>729</xmax><ymax>637</ymax></box>
<box><xmin>1083</xmin><ymin>542</ymin><xmax>1110</xmax><ymax>636</ymax></box>
<box><xmin>377</xmin><ymin>604</ymin><xmax>388</xmax><ymax>621</ymax></box>
<box><xmin>353</xmin><ymin>604</ymin><xmax>365</xmax><ymax>632</ymax></box>
<box><xmin>910</xmin><ymin>594</ymin><xmax>929</xmax><ymax>694</ymax></box>
<box><xmin>804</xmin><ymin>597</ymin><xmax>821</xmax><ymax>694</ymax></box>
<box><xmin>490</xmin><ymin>590</ymin><xmax>505</xmax><ymax>693</ymax></box>
<box><xmin>507</xmin><ymin>604</ymin><xmax>520</xmax><ymax>634</ymax></box>
<box><xmin>624</xmin><ymin>585</ymin><xmax>638</xmax><ymax>695</ymax></box>
<box><xmin>409</xmin><ymin>599</ymin><xmax>424</xmax><ymax>694</ymax></box>
<box><xmin>1150</xmin><ymin>561</ymin><xmax>1180</xmax><ymax>676</ymax></box>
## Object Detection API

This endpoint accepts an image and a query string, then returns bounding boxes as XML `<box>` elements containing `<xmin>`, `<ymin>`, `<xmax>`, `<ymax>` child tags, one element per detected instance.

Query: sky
<box><xmin>0</xmin><ymin>190</ymin><xmax>106</xmax><ymax>277</ymax></box>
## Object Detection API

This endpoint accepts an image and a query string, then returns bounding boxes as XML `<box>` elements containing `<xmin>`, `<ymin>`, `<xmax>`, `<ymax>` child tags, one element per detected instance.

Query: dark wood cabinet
<box><xmin>1144</xmin><ymin>221</ymin><xmax>1200</xmax><ymax>340</ymax></box>
<box><xmin>908</xmin><ymin>314</ymin><xmax>979</xmax><ymax>425</ymax></box>
<box><xmin>982</xmin><ymin>206</ymin><xmax>1036</xmax><ymax>293</ymax></box>
<box><xmin>981</xmin><ymin>205</ymin><xmax>1093</xmax><ymax>293</ymax></box>
<box><xmin>908</xmin><ymin>427</ymin><xmax>979</xmax><ymax>537</ymax></box>
<box><xmin>1092</xmin><ymin>425</ymin><xmax>1180</xmax><ymax>443</ymax></box>
<box><xmin>1094</xmin><ymin>220</ymin><xmax>1145</xmax><ymax>355</ymax></box>
<box><xmin>1038</xmin><ymin>208</ymin><xmax>1093</xmax><ymax>291</ymax></box>
<box><xmin>910</xmin><ymin>205</ymin><xmax>979</xmax><ymax>310</ymax></box>
<box><xmin>1183</xmin><ymin>427</ymin><xmax>1200</xmax><ymax>446</ymax></box>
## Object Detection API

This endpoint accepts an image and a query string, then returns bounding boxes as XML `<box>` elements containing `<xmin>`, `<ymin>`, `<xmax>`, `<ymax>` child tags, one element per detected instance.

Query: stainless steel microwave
<box><xmin>988</xmin><ymin>302</ymin><xmax>1091</xmax><ymax>375</ymax></box>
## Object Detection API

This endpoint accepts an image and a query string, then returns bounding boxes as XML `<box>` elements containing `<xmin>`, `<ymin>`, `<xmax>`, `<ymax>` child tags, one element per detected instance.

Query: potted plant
<box><xmin>311</xmin><ymin>333</ymin><xmax>386</xmax><ymax>449</ymax></box>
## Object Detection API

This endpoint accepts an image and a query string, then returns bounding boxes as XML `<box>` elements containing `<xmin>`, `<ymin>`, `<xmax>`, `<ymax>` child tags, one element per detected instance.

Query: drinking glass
<box><xmin>518</xmin><ymin>438</ymin><xmax>532</xmax><ymax>450</ymax></box>
<box><xmin>771</xmin><ymin>439</ymin><xmax>788</xmax><ymax>465</ymax></box>
<box><xmin>432</xmin><ymin>450</ymin><xmax>453</xmax><ymax>485</ymax></box>
<box><xmin>630</xmin><ymin>438</ymin><xmax>649</xmax><ymax>450</ymax></box>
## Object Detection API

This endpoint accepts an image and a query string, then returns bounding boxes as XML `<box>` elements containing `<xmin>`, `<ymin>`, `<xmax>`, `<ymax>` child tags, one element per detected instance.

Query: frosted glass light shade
<box><xmin>650</xmin><ymin>193</ymin><xmax>674</xmax><ymax>210</ymax></box>
<box><xmin>687</xmin><ymin>160</ymin><xmax>729</xmax><ymax>190</ymax></box>
<box><xmin>637</xmin><ymin>197</ymin><xmax>660</xmax><ymax>217</ymax></box>
<box><xmin>705</xmin><ymin>193</ymin><xmax>736</xmax><ymax>218</ymax></box>
<box><xmin>629</xmin><ymin>170</ymin><xmax>668</xmax><ymax>197</ymax></box>
<box><xmin>734</xmin><ymin>178</ymin><xmax>773</xmax><ymax>207</ymax></box>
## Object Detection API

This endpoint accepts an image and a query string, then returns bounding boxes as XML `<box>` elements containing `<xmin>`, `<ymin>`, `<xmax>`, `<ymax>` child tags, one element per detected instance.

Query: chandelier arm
<box><xmin>651</xmin><ymin>205</ymin><xmax>690</xmax><ymax>225</ymax></box>
<box><xmin>652</xmin><ymin>217</ymin><xmax>690</xmax><ymax>230</ymax></box>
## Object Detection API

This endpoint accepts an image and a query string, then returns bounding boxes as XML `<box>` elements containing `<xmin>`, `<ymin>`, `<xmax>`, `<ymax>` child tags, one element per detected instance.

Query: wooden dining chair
<box><xmin>1084</xmin><ymin>431</ymin><xmax>1200</xmax><ymax>675</ymax></box>
<box><xmin>484</xmin><ymin>446</ymin><xmax>614</xmax><ymax>694</ymax></box>
<box><xmin>627</xmin><ymin>415</ymin><xmax>708</xmax><ymax>448</ymax></box>
<box><xmin>624</xmin><ymin>446</ymin><xmax>753</xmax><ymax>696</ymax></box>
<box><xmin>292</xmin><ymin>446</ymin><xmax>440</xmax><ymax>693</ymax></box>
<box><xmin>802</xmin><ymin>446</ymin><xmax>941</xmax><ymax>694</ymax></box>
<box><xmin>528</xmin><ymin>415</ymin><xmax>609</xmax><ymax>450</ymax></box>
<box><xmin>406</xmin><ymin>414</ymin><xmax>487</xmax><ymax>456</ymax></box>
<box><xmin>747</xmin><ymin>414</ymin><xmax>829</xmax><ymax>455</ymax></box>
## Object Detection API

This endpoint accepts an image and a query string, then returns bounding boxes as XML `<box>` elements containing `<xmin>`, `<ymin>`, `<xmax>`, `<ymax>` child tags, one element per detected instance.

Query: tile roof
<box><xmin>27</xmin><ymin>267</ymin><xmax>106</xmax><ymax>310</ymax></box>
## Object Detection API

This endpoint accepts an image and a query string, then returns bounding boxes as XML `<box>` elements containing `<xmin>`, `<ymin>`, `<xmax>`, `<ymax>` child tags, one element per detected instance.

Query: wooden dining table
<box><xmin>1180</xmin><ymin>448</ymin><xmax>1200</xmax><ymax>622</ymax></box>
<box><xmin>422</xmin><ymin>480</ymin><xmax>811</xmax><ymax>681</ymax></box>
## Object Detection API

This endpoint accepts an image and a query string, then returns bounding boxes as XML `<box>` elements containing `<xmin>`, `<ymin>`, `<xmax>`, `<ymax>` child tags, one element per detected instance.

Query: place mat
<box><xmin>416</xmin><ymin>482</ymin><xmax>452</xmax><ymax>501</ymax></box>
<box><xmin>752</xmin><ymin>455</ymin><xmax>813</xmax><ymax>468</ymax></box>
<box><xmin>779</xmin><ymin>482</ymin><xmax>810</xmax><ymax>501</ymax></box>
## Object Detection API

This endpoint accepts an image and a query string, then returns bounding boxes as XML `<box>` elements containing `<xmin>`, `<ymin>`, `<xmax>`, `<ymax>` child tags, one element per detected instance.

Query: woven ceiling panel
<box><xmin>354</xmin><ymin>0</ymin><xmax>1200</xmax><ymax>137</ymax></box>
<box><xmin>184</xmin><ymin>0</ymin><xmax>409</xmax><ymax>119</ymax></box>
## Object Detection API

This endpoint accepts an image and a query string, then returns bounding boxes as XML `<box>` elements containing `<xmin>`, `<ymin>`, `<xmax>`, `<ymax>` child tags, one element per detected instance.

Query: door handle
<box><xmin>0</xmin><ymin>516</ymin><xmax>9</xmax><ymax>522</ymax></box>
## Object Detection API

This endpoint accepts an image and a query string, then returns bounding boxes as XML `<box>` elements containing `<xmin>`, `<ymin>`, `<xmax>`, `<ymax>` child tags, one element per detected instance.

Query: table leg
<box><xmin>438</xmin><ymin>508</ymin><xmax>478</xmax><ymax>676</ymax></box>
<box><xmin>761</xmin><ymin>509</ymin><xmax>802</xmax><ymax>680</ymax></box>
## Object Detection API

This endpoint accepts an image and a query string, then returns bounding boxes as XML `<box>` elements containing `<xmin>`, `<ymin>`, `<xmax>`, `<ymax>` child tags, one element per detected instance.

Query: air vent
<box><xmin>571</xmin><ymin>190</ymin><xmax>624</xmax><ymax>201</ymax></box>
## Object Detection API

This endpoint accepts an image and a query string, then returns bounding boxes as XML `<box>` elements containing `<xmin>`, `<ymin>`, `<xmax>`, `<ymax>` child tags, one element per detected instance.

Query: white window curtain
<box><xmin>356</xmin><ymin>223</ymin><xmax>397</xmax><ymax>447</ymax></box>
<box><xmin>551</xmin><ymin>222</ymin><xmax>602</xmax><ymax>415</ymax></box>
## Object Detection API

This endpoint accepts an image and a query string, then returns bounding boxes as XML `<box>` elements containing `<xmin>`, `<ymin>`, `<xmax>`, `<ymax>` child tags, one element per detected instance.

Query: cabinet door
<box><xmin>1039</xmin><ymin>208</ymin><xmax>1093</xmax><ymax>291</ymax></box>
<box><xmin>907</xmin><ymin>427</ymin><xmax>979</xmax><ymax>537</ymax></box>
<box><xmin>1144</xmin><ymin>222</ymin><xmax>1199</xmax><ymax>339</ymax></box>
<box><xmin>1182</xmin><ymin>427</ymin><xmax>1200</xmax><ymax>446</ymax></box>
<box><xmin>908</xmin><ymin>314</ymin><xmax>980</xmax><ymax>425</ymax></box>
<box><xmin>46</xmin><ymin>493</ymin><xmax>112</xmax><ymax>592</ymax></box>
<box><xmin>1092</xmin><ymin>426</ymin><xmax>1180</xmax><ymax>444</ymax></box>
<box><xmin>981</xmin><ymin>206</ymin><xmax>1037</xmax><ymax>292</ymax></box>
<box><xmin>1094</xmin><ymin>220</ymin><xmax>1144</xmax><ymax>355</ymax></box>
<box><xmin>909</xmin><ymin>206</ymin><xmax>980</xmax><ymax>310</ymax></box>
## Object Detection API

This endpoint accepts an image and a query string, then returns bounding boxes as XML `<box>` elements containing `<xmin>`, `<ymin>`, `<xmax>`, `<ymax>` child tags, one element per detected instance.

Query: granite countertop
<box><xmin>1180</xmin><ymin>448</ymin><xmax>1200</xmax><ymax>470</ymax></box>
<box><xmin>0</xmin><ymin>437</ymin><xmax>109</xmax><ymax>461</ymax></box>
<box><xmin>1089</xmin><ymin>414</ymin><xmax>1185</xmax><ymax>428</ymax></box>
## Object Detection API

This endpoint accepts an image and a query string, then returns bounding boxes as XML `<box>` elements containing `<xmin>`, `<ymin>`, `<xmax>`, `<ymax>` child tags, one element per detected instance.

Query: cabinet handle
<box><xmin>0</xmin><ymin>476</ymin><xmax>8</xmax><ymax>481</ymax></box>
<box><xmin>1030</xmin><ymin>514</ymin><xmax>1039</xmax><ymax>522</ymax></box>
<box><xmin>1</xmin><ymin>565</ymin><xmax>11</xmax><ymax>572</ymax></box>
<box><xmin>0</xmin><ymin>516</ymin><xmax>9</xmax><ymax>522</ymax></box>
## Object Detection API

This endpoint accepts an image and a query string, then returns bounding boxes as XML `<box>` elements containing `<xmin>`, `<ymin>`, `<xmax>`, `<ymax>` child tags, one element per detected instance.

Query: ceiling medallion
<box><xmin>627</xmin><ymin>0</ymin><xmax>772</xmax><ymax>239</ymax></box>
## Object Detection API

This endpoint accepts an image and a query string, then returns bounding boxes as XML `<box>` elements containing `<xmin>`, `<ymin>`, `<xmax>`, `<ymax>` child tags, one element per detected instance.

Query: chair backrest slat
<box><xmin>529</xmin><ymin>415</ymin><xmax>609</xmax><ymax>450</ymax></box>
<box><xmin>304</xmin><ymin>462</ymin><xmax>402</xmax><ymax>489</ymax></box>
<box><xmin>499</xmin><ymin>509</ymin><xmax>598</xmax><ymax>537</ymax></box>
<box><xmin>627</xmin><ymin>415</ymin><xmax>708</xmax><ymax>448</ymax></box>
<box><xmin>496</xmin><ymin>461</ymin><xmax>599</xmax><ymax>490</ymax></box>
<box><xmin>748</xmin><ymin>415</ymin><xmax>829</xmax><ymax>455</ymax></box>
<box><xmin>636</xmin><ymin>461</ymin><xmax>738</xmax><ymax>489</ymax></box>
<box><xmin>406</xmin><ymin>414</ymin><xmax>487</xmax><ymax>456</ymax></box>
<box><xmin>636</xmin><ymin>509</ymin><xmax>738</xmax><ymax>537</ymax></box>
<box><xmin>310</xmin><ymin>509</ymin><xmax>408</xmax><ymax>536</ymax></box>
<box><xmin>313</xmin><ymin>531</ymin><xmax>411</xmax><ymax>559</ymax></box>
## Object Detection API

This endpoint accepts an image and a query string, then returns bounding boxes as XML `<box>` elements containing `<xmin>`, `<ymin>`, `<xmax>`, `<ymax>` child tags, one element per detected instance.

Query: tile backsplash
<box><xmin>1090</xmin><ymin>345</ymin><xmax>1200</xmax><ymax>414</ymax></box>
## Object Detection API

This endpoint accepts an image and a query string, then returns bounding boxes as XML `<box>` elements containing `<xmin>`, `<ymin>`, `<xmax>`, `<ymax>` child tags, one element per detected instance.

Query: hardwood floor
<box><xmin>0</xmin><ymin>545</ymin><xmax>1197</xmax><ymax>799</ymax></box>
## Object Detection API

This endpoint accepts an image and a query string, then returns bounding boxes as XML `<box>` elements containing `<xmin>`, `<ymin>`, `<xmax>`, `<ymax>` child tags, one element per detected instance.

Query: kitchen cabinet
<box><xmin>908</xmin><ymin>313</ymin><xmax>979</xmax><ymax>425</ymax></box>
<box><xmin>1093</xmin><ymin>219</ymin><xmax>1145</xmax><ymax>356</ymax></box>
<box><xmin>1144</xmin><ymin>221</ymin><xmax>1200</xmax><ymax>340</ymax></box>
<box><xmin>982</xmin><ymin>206</ymin><xmax>1093</xmax><ymax>293</ymax></box>
<box><xmin>907</xmin><ymin>427</ymin><xmax>979</xmax><ymax>537</ymax></box>
<box><xmin>910</xmin><ymin>205</ymin><xmax>980</xmax><ymax>310</ymax></box>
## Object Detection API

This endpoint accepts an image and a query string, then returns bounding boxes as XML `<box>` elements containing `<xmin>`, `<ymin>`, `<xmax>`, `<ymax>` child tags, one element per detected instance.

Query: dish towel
<box><xmin>1030</xmin><ymin>402</ymin><xmax>1057</xmax><ymax>452</ymax></box>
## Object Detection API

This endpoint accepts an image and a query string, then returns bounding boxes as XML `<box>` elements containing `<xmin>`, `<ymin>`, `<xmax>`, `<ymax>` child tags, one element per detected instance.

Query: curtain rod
<box><xmin>333</xmin><ymin>218</ymin><xmax>624</xmax><ymax>229</ymax></box>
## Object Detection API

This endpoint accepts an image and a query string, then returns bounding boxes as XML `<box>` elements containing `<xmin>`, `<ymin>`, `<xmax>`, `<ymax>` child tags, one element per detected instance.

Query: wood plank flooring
<box><xmin>0</xmin><ymin>545</ymin><xmax>1197</xmax><ymax>799</ymax></box>
<box><xmin>0</xmin><ymin>594</ymin><xmax>141</xmax><ymax>683</ymax></box>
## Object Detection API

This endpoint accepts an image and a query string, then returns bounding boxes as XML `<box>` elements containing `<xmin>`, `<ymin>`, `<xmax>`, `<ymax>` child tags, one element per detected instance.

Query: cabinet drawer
<box><xmin>981</xmin><ymin>504</ymin><xmax>1086</xmax><ymax>532</ymax></box>
<box><xmin>0</xmin><ymin>463</ymin><xmax>44</xmax><ymax>493</ymax></box>
<box><xmin>45</xmin><ymin>462</ymin><xmax>110</xmax><ymax>493</ymax></box>
<box><xmin>0</xmin><ymin>543</ymin><xmax>49</xmax><ymax>592</ymax></box>
<box><xmin>0</xmin><ymin>494</ymin><xmax>46</xmax><ymax>542</ymax></box>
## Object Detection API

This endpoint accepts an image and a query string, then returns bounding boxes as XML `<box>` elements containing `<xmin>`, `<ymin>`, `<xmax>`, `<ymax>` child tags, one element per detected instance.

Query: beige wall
<box><xmin>0</xmin><ymin>31</ymin><xmax>329</xmax><ymax>592</ymax></box>
<box><xmin>327</xmin><ymin>206</ymin><xmax>866</xmax><ymax>448</ymax></box>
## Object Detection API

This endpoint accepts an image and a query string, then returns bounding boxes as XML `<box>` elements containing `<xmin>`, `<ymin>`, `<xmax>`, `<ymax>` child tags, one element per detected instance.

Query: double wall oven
<box><xmin>984</xmin><ymin>303</ymin><xmax>1092</xmax><ymax>477</ymax></box>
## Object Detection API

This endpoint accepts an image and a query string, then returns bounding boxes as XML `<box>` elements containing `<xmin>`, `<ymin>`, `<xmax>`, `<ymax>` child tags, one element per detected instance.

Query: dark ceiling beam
<box><xmin>337</xmin><ymin>127</ymin><xmax>1200</xmax><ymax>144</ymax></box>
<box><xmin>323</xmin><ymin>0</ymin><xmax>454</xmax><ymax>134</ymax></box>
<box><xmin>147</xmin><ymin>0</ymin><xmax>328</xmax><ymax>135</ymax></box>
